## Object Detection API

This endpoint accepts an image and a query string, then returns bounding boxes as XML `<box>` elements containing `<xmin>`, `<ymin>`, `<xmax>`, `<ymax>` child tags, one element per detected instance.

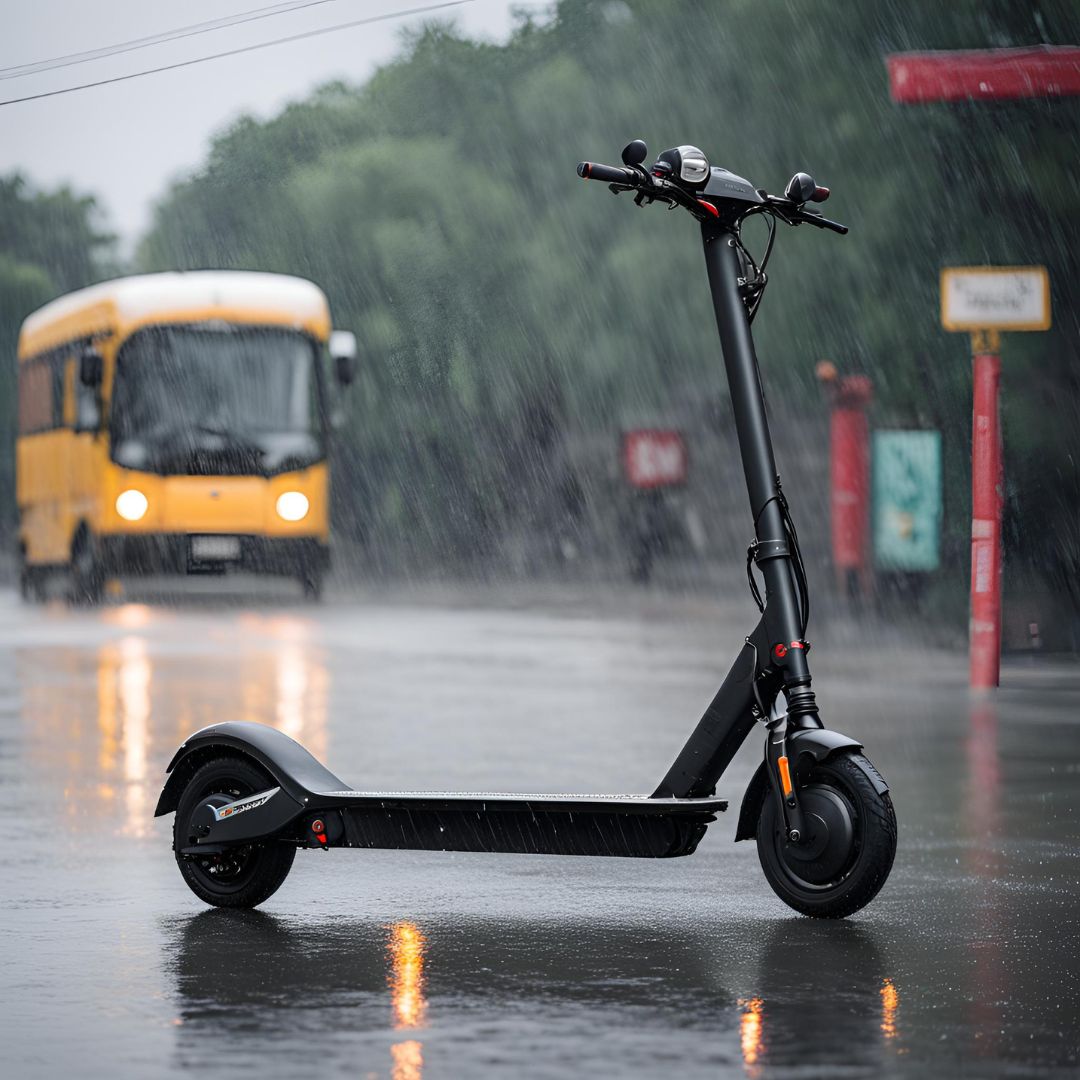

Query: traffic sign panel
<box><xmin>941</xmin><ymin>266</ymin><xmax>1050</xmax><ymax>331</ymax></box>
<box><xmin>872</xmin><ymin>430</ymin><xmax>942</xmax><ymax>572</ymax></box>
<box><xmin>622</xmin><ymin>430</ymin><xmax>687</xmax><ymax>489</ymax></box>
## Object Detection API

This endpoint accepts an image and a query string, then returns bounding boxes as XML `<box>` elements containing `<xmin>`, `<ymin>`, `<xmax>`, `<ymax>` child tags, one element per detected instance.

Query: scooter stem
<box><xmin>701</xmin><ymin>224</ymin><xmax>811</xmax><ymax>691</ymax></box>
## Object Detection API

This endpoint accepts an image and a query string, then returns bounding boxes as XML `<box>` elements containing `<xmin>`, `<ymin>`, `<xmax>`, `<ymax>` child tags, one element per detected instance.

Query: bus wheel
<box><xmin>70</xmin><ymin>530</ymin><xmax>105</xmax><ymax>606</ymax></box>
<box><xmin>299</xmin><ymin>569</ymin><xmax>323</xmax><ymax>602</ymax></box>
<box><xmin>18</xmin><ymin>548</ymin><xmax>43</xmax><ymax>603</ymax></box>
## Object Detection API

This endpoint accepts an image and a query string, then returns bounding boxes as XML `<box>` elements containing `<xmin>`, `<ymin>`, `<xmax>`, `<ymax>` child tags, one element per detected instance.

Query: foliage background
<box><xmin>3</xmin><ymin>0</ymin><xmax>1079</xmax><ymax>621</ymax></box>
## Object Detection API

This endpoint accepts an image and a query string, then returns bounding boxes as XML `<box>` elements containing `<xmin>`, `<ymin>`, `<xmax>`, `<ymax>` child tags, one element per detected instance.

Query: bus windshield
<box><xmin>110</xmin><ymin>325</ymin><xmax>325</xmax><ymax>476</ymax></box>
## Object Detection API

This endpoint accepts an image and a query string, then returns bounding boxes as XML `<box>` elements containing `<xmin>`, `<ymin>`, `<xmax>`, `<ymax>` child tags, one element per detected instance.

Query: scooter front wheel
<box><xmin>757</xmin><ymin>751</ymin><xmax>896</xmax><ymax>918</ymax></box>
<box><xmin>173</xmin><ymin>757</ymin><xmax>296</xmax><ymax>909</ymax></box>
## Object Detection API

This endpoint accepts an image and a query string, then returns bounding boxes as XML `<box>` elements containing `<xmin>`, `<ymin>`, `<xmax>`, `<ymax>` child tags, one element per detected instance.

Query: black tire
<box><xmin>18</xmin><ymin>547</ymin><xmax>43</xmax><ymax>603</ymax></box>
<box><xmin>69</xmin><ymin>530</ymin><xmax>104</xmax><ymax>606</ymax></box>
<box><xmin>757</xmin><ymin>751</ymin><xmax>896</xmax><ymax>919</ymax></box>
<box><xmin>629</xmin><ymin>546</ymin><xmax>653</xmax><ymax>584</ymax></box>
<box><xmin>299</xmin><ymin>569</ymin><xmax>323</xmax><ymax>602</ymax></box>
<box><xmin>173</xmin><ymin>757</ymin><xmax>296</xmax><ymax>909</ymax></box>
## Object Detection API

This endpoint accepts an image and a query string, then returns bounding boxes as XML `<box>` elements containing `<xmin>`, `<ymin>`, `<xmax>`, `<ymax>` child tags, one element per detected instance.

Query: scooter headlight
<box><xmin>116</xmin><ymin>489</ymin><xmax>148</xmax><ymax>521</ymax></box>
<box><xmin>276</xmin><ymin>491</ymin><xmax>309</xmax><ymax>522</ymax></box>
<box><xmin>678</xmin><ymin>146</ymin><xmax>710</xmax><ymax>185</ymax></box>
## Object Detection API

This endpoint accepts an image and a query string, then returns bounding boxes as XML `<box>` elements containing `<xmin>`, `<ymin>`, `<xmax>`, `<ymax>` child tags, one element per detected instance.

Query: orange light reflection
<box><xmin>21</xmin><ymin>609</ymin><xmax>330</xmax><ymax>839</ymax></box>
<box><xmin>388</xmin><ymin>921</ymin><xmax>428</xmax><ymax>1030</ymax></box>
<box><xmin>881</xmin><ymin>978</ymin><xmax>899</xmax><ymax>1039</ymax></box>
<box><xmin>102</xmin><ymin>603</ymin><xmax>154</xmax><ymax>630</ymax></box>
<box><xmin>388</xmin><ymin>922</ymin><xmax>426</xmax><ymax>1080</ymax></box>
<box><xmin>119</xmin><ymin>637</ymin><xmax>151</xmax><ymax>836</ymax></box>
<box><xmin>739</xmin><ymin>997</ymin><xmax>763</xmax><ymax>1075</ymax></box>
<box><xmin>390</xmin><ymin>1039</ymin><xmax>423</xmax><ymax>1080</ymax></box>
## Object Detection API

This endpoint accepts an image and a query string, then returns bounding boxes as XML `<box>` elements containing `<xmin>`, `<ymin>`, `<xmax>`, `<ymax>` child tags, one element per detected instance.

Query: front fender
<box><xmin>154</xmin><ymin>720</ymin><xmax>351</xmax><ymax>817</ymax></box>
<box><xmin>733</xmin><ymin>727</ymin><xmax>885</xmax><ymax>842</ymax></box>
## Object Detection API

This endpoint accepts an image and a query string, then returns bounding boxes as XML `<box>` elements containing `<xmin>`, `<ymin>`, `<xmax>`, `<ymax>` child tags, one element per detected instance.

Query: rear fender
<box><xmin>154</xmin><ymin>720</ymin><xmax>351</xmax><ymax>817</ymax></box>
<box><xmin>733</xmin><ymin>728</ymin><xmax>884</xmax><ymax>842</ymax></box>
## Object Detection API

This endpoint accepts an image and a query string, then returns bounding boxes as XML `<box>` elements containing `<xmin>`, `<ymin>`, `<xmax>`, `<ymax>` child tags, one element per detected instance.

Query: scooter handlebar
<box><xmin>577</xmin><ymin>161</ymin><xmax>640</xmax><ymax>185</ymax></box>
<box><xmin>578</xmin><ymin>155</ymin><xmax>849</xmax><ymax>234</ymax></box>
<box><xmin>795</xmin><ymin>209</ymin><xmax>848</xmax><ymax>235</ymax></box>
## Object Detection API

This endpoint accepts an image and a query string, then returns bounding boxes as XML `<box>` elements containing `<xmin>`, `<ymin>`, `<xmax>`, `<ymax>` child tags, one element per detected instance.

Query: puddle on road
<box><xmin>14</xmin><ymin>605</ymin><xmax>330</xmax><ymax>841</ymax></box>
<box><xmin>3</xmin><ymin>596</ymin><xmax>1078</xmax><ymax>1078</ymax></box>
<box><xmin>157</xmin><ymin>909</ymin><xmax>911</xmax><ymax>1078</ymax></box>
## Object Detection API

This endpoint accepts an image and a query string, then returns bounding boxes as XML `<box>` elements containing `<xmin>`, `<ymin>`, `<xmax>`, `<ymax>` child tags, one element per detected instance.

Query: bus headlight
<box><xmin>276</xmin><ymin>491</ymin><xmax>309</xmax><ymax>522</ymax></box>
<box><xmin>116</xmin><ymin>489</ymin><xmax>148</xmax><ymax>521</ymax></box>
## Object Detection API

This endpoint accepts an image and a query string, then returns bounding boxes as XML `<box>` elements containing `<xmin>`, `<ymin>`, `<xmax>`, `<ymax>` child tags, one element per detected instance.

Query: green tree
<box><xmin>0</xmin><ymin>174</ymin><xmax>114</xmax><ymax>536</ymax></box>
<box><xmin>138</xmin><ymin>0</ymin><xmax>1080</xmax><ymax>592</ymax></box>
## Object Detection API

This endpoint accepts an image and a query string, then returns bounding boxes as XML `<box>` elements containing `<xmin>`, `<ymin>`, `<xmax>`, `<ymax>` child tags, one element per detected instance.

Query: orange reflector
<box><xmin>777</xmin><ymin>755</ymin><xmax>793</xmax><ymax>797</ymax></box>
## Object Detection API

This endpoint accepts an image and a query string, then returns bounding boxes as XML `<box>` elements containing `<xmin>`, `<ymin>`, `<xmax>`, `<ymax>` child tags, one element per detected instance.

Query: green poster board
<box><xmin>872</xmin><ymin>430</ymin><xmax>942</xmax><ymax>571</ymax></box>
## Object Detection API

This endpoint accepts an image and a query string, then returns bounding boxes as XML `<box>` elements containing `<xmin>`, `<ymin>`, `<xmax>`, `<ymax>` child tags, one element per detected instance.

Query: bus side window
<box><xmin>18</xmin><ymin>358</ymin><xmax>53</xmax><ymax>434</ymax></box>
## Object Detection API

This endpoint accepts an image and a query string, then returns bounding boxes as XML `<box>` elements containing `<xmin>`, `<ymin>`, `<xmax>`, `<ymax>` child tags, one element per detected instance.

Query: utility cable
<box><xmin>0</xmin><ymin>1</ymin><xmax>349</xmax><ymax>82</ymax></box>
<box><xmin>0</xmin><ymin>1</ymin><xmax>471</xmax><ymax>107</ymax></box>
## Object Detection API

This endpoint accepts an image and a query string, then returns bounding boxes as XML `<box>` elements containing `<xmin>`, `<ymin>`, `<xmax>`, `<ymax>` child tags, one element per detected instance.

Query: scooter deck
<box><xmin>307</xmin><ymin>789</ymin><xmax>727</xmax><ymax>860</ymax></box>
<box><xmin>163</xmin><ymin>724</ymin><xmax>726</xmax><ymax>860</ymax></box>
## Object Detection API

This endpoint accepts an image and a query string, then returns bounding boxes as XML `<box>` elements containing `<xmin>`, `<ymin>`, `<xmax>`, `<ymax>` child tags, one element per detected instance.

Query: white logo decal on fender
<box><xmin>211</xmin><ymin>787</ymin><xmax>280</xmax><ymax>821</ymax></box>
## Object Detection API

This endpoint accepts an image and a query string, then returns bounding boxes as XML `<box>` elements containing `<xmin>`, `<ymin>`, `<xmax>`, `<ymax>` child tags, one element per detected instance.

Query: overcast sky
<box><xmin>0</xmin><ymin>0</ymin><xmax>523</xmax><ymax>250</ymax></box>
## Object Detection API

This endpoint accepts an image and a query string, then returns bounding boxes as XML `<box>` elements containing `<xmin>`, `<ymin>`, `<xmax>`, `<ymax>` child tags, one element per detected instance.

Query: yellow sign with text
<box><xmin>941</xmin><ymin>265</ymin><xmax>1050</xmax><ymax>332</ymax></box>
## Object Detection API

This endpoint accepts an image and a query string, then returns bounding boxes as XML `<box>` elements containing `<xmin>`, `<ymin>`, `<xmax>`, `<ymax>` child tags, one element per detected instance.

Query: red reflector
<box><xmin>317</xmin><ymin>833</ymin><xmax>327</xmax><ymax>844</ymax></box>
<box><xmin>697</xmin><ymin>199</ymin><xmax>720</xmax><ymax>218</ymax></box>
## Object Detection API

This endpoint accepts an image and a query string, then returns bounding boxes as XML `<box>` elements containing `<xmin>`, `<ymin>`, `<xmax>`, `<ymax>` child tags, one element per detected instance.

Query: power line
<box><xmin>0</xmin><ymin>1</ymin><xmax>346</xmax><ymax>82</ymax></box>
<box><xmin>0</xmin><ymin>0</ymin><xmax>347</xmax><ymax>82</ymax></box>
<box><xmin>0</xmin><ymin>1</ymin><xmax>471</xmax><ymax>108</ymax></box>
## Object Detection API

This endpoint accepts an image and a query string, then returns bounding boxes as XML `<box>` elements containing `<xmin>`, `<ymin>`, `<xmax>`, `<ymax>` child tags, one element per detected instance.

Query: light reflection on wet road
<box><xmin>0</xmin><ymin>588</ymin><xmax>1077</xmax><ymax>1078</ymax></box>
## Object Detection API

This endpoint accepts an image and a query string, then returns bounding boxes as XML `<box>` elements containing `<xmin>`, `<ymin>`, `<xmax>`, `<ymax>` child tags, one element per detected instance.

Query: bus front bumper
<box><xmin>97</xmin><ymin>534</ymin><xmax>330</xmax><ymax>578</ymax></box>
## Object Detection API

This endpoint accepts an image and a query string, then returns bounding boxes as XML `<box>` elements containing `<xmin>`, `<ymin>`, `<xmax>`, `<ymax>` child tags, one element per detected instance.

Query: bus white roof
<box><xmin>20</xmin><ymin>271</ymin><xmax>331</xmax><ymax>353</ymax></box>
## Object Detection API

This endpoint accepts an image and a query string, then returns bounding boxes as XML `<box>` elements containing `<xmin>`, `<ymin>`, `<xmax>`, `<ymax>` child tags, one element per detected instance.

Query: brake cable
<box><xmin>745</xmin><ymin>482</ymin><xmax>810</xmax><ymax>636</ymax></box>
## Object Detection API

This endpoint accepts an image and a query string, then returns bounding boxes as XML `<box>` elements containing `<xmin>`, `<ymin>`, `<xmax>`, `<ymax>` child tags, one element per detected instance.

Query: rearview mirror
<box><xmin>784</xmin><ymin>172</ymin><xmax>829</xmax><ymax>204</ymax></box>
<box><xmin>621</xmin><ymin>139</ymin><xmax>648</xmax><ymax>167</ymax></box>
<box><xmin>74</xmin><ymin>395</ymin><xmax>101</xmax><ymax>434</ymax></box>
<box><xmin>79</xmin><ymin>346</ymin><xmax>103</xmax><ymax>388</ymax></box>
<box><xmin>329</xmin><ymin>330</ymin><xmax>358</xmax><ymax>387</ymax></box>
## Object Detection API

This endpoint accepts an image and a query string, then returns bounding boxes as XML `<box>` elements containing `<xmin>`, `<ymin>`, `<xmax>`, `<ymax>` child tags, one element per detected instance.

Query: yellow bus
<box><xmin>15</xmin><ymin>271</ymin><xmax>356</xmax><ymax>603</ymax></box>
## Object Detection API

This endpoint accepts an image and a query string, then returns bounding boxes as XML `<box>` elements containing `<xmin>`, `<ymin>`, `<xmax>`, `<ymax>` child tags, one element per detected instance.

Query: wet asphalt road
<box><xmin>0</xmin><ymin>583</ymin><xmax>1077</xmax><ymax>1079</ymax></box>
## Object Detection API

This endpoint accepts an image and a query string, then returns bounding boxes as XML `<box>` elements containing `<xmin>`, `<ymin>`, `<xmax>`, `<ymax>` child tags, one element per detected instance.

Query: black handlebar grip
<box><xmin>577</xmin><ymin>161</ymin><xmax>636</xmax><ymax>184</ymax></box>
<box><xmin>799</xmin><ymin>211</ymin><xmax>848</xmax><ymax>235</ymax></box>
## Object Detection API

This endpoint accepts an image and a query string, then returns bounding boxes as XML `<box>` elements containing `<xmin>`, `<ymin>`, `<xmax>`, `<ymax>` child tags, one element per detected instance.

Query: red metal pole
<box><xmin>828</xmin><ymin>376</ymin><xmax>873</xmax><ymax>595</ymax></box>
<box><xmin>970</xmin><ymin>343</ymin><xmax>1002</xmax><ymax>688</ymax></box>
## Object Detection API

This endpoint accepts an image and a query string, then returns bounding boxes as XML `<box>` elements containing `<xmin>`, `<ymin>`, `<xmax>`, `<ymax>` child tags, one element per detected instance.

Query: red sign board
<box><xmin>622</xmin><ymin>430</ymin><xmax>688</xmax><ymax>489</ymax></box>
<box><xmin>888</xmin><ymin>46</ymin><xmax>1080</xmax><ymax>104</ymax></box>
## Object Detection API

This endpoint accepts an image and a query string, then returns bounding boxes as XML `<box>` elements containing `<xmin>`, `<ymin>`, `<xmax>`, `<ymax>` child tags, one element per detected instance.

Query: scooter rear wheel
<box><xmin>756</xmin><ymin>751</ymin><xmax>896</xmax><ymax>919</ymax></box>
<box><xmin>173</xmin><ymin>757</ymin><xmax>296</xmax><ymax>909</ymax></box>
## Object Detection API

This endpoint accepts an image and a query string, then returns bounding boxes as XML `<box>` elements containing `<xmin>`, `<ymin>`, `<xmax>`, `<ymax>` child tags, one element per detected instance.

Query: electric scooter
<box><xmin>156</xmin><ymin>139</ymin><xmax>897</xmax><ymax>918</ymax></box>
